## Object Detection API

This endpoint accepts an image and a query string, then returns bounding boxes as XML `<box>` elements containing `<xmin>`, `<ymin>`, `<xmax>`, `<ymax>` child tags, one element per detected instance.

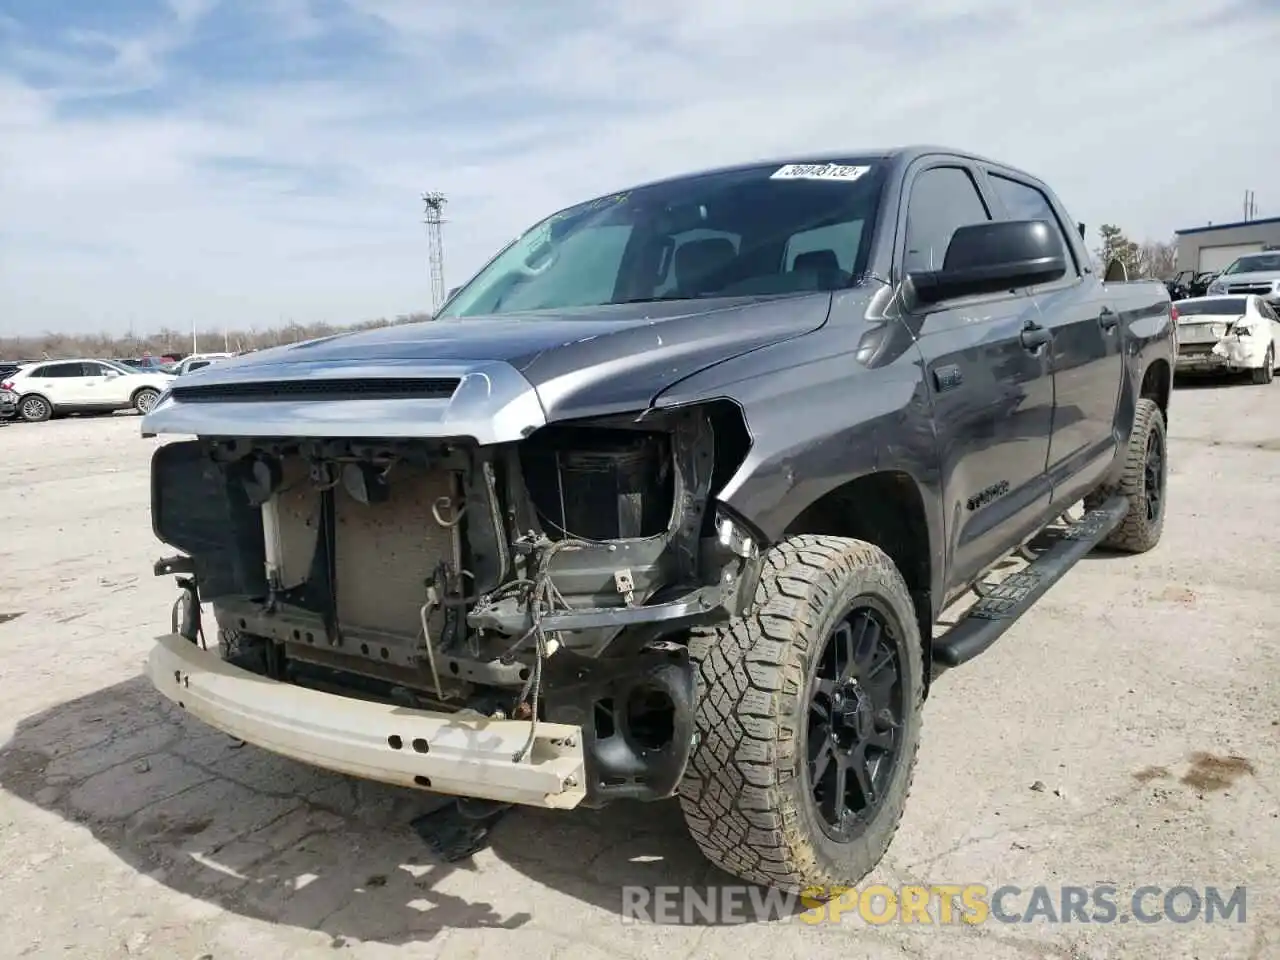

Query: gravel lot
<box><xmin>1</xmin><ymin>380</ymin><xmax>1277</xmax><ymax>960</ymax></box>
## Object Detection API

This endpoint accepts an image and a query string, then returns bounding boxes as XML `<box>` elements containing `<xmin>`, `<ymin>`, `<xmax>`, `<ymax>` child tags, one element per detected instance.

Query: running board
<box><xmin>932</xmin><ymin>495</ymin><xmax>1130</xmax><ymax>669</ymax></box>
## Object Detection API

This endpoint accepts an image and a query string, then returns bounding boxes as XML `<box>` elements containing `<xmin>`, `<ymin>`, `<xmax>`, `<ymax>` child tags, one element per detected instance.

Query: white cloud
<box><xmin>0</xmin><ymin>0</ymin><xmax>1277</xmax><ymax>335</ymax></box>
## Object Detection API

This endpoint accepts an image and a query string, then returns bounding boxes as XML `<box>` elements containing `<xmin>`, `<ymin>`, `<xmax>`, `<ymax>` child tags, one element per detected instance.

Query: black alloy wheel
<box><xmin>807</xmin><ymin>602</ymin><xmax>903</xmax><ymax>841</ymax></box>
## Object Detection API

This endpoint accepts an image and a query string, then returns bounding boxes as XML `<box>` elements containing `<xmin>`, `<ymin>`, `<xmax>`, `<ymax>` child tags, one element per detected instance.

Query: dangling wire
<box><xmin>508</xmin><ymin>537</ymin><xmax>590</xmax><ymax>763</ymax></box>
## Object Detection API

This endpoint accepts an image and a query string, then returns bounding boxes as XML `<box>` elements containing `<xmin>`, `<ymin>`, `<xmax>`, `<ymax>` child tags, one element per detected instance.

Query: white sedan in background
<box><xmin>1173</xmin><ymin>295</ymin><xmax>1279</xmax><ymax>385</ymax></box>
<box><xmin>171</xmin><ymin>351</ymin><xmax>234</xmax><ymax>376</ymax></box>
<box><xmin>0</xmin><ymin>358</ymin><xmax>175</xmax><ymax>422</ymax></box>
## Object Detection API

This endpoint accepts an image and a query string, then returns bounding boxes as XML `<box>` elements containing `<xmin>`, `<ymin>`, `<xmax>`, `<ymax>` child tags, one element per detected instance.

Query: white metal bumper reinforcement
<box><xmin>147</xmin><ymin>633</ymin><xmax>587</xmax><ymax>809</ymax></box>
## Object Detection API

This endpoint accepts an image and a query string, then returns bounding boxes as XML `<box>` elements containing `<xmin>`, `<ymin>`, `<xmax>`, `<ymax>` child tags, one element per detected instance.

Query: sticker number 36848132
<box><xmin>770</xmin><ymin>163</ymin><xmax>870</xmax><ymax>182</ymax></box>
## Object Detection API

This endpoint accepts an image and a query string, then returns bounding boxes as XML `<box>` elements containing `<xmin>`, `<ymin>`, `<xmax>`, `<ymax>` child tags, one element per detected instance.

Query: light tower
<box><xmin>422</xmin><ymin>191</ymin><xmax>448</xmax><ymax>312</ymax></box>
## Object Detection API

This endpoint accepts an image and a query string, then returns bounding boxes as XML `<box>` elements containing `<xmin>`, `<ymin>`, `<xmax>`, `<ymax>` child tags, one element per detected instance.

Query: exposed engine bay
<box><xmin>151</xmin><ymin>402</ymin><xmax>760</xmax><ymax>803</ymax></box>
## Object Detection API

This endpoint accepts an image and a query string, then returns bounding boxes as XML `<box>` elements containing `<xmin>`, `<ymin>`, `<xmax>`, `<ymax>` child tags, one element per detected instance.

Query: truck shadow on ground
<box><xmin>0</xmin><ymin>676</ymin><xmax>754</xmax><ymax>947</ymax></box>
<box><xmin>1172</xmin><ymin>372</ymin><xmax>1256</xmax><ymax>390</ymax></box>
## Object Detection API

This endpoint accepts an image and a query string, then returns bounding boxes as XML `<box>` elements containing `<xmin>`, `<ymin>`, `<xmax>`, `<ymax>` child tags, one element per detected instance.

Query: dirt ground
<box><xmin>1</xmin><ymin>379</ymin><xmax>1277</xmax><ymax>960</ymax></box>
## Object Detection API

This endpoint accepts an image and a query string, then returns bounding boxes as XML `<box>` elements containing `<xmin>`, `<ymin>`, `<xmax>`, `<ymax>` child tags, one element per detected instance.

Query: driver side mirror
<box><xmin>104</xmin><ymin>368</ymin><xmax>120</xmax><ymax>378</ymax></box>
<box><xmin>907</xmin><ymin>219</ymin><xmax>1067</xmax><ymax>306</ymax></box>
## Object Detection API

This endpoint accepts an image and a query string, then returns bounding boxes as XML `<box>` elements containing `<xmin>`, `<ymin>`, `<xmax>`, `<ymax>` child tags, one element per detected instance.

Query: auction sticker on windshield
<box><xmin>771</xmin><ymin>163</ymin><xmax>871</xmax><ymax>181</ymax></box>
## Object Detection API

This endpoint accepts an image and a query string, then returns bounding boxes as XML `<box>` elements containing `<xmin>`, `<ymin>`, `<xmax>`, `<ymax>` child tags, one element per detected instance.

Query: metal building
<box><xmin>1175</xmin><ymin>216</ymin><xmax>1280</xmax><ymax>273</ymax></box>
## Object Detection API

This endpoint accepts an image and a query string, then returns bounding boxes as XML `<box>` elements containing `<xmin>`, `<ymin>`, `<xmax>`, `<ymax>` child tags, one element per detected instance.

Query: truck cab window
<box><xmin>988</xmin><ymin>173</ymin><xmax>1078</xmax><ymax>273</ymax></box>
<box><xmin>903</xmin><ymin>167</ymin><xmax>991</xmax><ymax>274</ymax></box>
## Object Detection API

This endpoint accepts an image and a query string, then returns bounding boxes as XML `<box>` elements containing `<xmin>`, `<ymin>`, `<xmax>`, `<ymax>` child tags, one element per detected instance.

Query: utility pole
<box><xmin>422</xmin><ymin>191</ymin><xmax>448</xmax><ymax>312</ymax></box>
<box><xmin>1243</xmin><ymin>190</ymin><xmax>1257</xmax><ymax>221</ymax></box>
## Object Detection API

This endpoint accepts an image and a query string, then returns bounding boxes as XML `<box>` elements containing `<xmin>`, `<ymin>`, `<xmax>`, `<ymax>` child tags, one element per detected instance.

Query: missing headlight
<box><xmin>519</xmin><ymin>426</ymin><xmax>674</xmax><ymax>541</ymax></box>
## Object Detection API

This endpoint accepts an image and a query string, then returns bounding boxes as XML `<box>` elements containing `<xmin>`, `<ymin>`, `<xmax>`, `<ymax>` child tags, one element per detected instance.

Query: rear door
<box><xmin>897</xmin><ymin>160</ymin><xmax>1055</xmax><ymax>598</ymax></box>
<box><xmin>983</xmin><ymin>169</ymin><xmax>1122</xmax><ymax>508</ymax></box>
<box><xmin>23</xmin><ymin>362</ymin><xmax>89</xmax><ymax>405</ymax></box>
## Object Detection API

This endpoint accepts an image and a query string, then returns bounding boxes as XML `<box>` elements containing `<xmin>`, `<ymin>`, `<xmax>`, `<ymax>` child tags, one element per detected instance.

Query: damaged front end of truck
<box><xmin>143</xmin><ymin>360</ymin><xmax>761</xmax><ymax>810</ymax></box>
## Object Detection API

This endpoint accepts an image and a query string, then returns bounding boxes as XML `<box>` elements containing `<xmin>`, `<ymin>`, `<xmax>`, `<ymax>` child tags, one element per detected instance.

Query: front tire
<box><xmin>1085</xmin><ymin>397</ymin><xmax>1167</xmax><ymax>553</ymax></box>
<box><xmin>677</xmin><ymin>535</ymin><xmax>924</xmax><ymax>893</ymax></box>
<box><xmin>19</xmin><ymin>395</ymin><xmax>52</xmax><ymax>423</ymax></box>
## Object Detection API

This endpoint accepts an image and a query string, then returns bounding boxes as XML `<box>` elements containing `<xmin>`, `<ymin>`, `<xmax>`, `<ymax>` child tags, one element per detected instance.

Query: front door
<box><xmin>897</xmin><ymin>162</ymin><xmax>1055</xmax><ymax>601</ymax></box>
<box><xmin>75</xmin><ymin>362</ymin><xmax>117</xmax><ymax>406</ymax></box>
<box><xmin>984</xmin><ymin>172</ymin><xmax>1123</xmax><ymax>507</ymax></box>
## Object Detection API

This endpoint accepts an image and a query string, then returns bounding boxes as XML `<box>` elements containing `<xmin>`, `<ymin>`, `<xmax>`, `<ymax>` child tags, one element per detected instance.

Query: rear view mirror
<box><xmin>907</xmin><ymin>220</ymin><xmax>1067</xmax><ymax>306</ymax></box>
<box><xmin>104</xmin><ymin>369</ymin><xmax>120</xmax><ymax>378</ymax></box>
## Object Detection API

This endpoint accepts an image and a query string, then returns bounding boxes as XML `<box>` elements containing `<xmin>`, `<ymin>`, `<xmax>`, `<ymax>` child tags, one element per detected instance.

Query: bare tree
<box><xmin>0</xmin><ymin>312</ymin><xmax>435</xmax><ymax>363</ymax></box>
<box><xmin>1134</xmin><ymin>240</ymin><xmax>1177</xmax><ymax>280</ymax></box>
<box><xmin>1094</xmin><ymin>225</ymin><xmax>1178</xmax><ymax>281</ymax></box>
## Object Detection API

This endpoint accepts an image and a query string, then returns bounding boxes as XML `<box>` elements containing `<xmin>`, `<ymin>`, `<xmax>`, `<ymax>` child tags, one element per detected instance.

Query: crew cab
<box><xmin>3</xmin><ymin>359</ymin><xmax>174</xmax><ymax>422</ymax></box>
<box><xmin>140</xmin><ymin>146</ymin><xmax>1175</xmax><ymax>894</ymax></box>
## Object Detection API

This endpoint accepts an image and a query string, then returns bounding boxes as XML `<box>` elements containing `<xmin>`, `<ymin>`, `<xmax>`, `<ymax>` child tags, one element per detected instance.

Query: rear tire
<box><xmin>1251</xmin><ymin>345</ymin><xmax>1274</xmax><ymax>385</ymax></box>
<box><xmin>1085</xmin><ymin>397</ymin><xmax>1167</xmax><ymax>553</ymax></box>
<box><xmin>19</xmin><ymin>395</ymin><xmax>52</xmax><ymax>423</ymax></box>
<box><xmin>677</xmin><ymin>535</ymin><xmax>924</xmax><ymax>894</ymax></box>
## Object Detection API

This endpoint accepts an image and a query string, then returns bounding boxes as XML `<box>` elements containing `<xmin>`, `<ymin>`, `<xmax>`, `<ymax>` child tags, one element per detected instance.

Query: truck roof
<box><xmin>619</xmin><ymin>145</ymin><xmax>1023</xmax><ymax>193</ymax></box>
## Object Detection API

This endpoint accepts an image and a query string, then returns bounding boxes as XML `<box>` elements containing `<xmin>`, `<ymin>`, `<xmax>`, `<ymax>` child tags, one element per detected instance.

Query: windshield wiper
<box><xmin>612</xmin><ymin>295</ymin><xmax>695</xmax><ymax>305</ymax></box>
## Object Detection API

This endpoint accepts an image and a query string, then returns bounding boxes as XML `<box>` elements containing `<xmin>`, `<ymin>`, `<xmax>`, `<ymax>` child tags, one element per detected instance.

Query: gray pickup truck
<box><xmin>142</xmin><ymin>145</ymin><xmax>1175</xmax><ymax>895</ymax></box>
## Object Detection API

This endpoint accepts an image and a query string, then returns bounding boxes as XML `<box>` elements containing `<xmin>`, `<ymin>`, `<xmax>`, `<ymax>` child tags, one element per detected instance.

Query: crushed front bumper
<box><xmin>147</xmin><ymin>633</ymin><xmax>587</xmax><ymax>809</ymax></box>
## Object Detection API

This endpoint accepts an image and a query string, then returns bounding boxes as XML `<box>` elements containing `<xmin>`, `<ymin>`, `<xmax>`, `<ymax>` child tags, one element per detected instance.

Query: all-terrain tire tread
<box><xmin>1084</xmin><ymin>397</ymin><xmax>1165</xmax><ymax>553</ymax></box>
<box><xmin>677</xmin><ymin>534</ymin><xmax>924</xmax><ymax>892</ymax></box>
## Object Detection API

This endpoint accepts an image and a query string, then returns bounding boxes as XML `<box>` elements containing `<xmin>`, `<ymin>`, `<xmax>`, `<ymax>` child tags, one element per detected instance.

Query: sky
<box><xmin>1</xmin><ymin>0</ymin><xmax>1277</xmax><ymax>337</ymax></box>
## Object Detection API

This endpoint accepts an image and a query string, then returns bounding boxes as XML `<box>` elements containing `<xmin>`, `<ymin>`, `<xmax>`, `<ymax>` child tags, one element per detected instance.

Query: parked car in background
<box><xmin>172</xmin><ymin>352</ymin><xmax>234</xmax><ymax>376</ymax></box>
<box><xmin>1166</xmin><ymin>270</ymin><xmax>1197</xmax><ymax>301</ymax></box>
<box><xmin>122</xmin><ymin>355</ymin><xmax>179</xmax><ymax>371</ymax></box>
<box><xmin>1</xmin><ymin>358</ymin><xmax>175</xmax><ymax>422</ymax></box>
<box><xmin>1173</xmin><ymin>295</ymin><xmax>1279</xmax><ymax>384</ymax></box>
<box><xmin>1163</xmin><ymin>271</ymin><xmax>1218</xmax><ymax>302</ymax></box>
<box><xmin>1189</xmin><ymin>271</ymin><xmax>1218</xmax><ymax>298</ymax></box>
<box><xmin>1205</xmin><ymin>252</ymin><xmax>1280</xmax><ymax>303</ymax></box>
<box><xmin>1</xmin><ymin>362</ymin><xmax>26</xmax><ymax>418</ymax></box>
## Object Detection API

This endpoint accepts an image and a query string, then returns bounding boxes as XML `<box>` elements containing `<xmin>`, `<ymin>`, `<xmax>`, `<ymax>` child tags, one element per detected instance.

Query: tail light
<box><xmin>1169</xmin><ymin>304</ymin><xmax>1179</xmax><ymax>323</ymax></box>
<box><xmin>1</xmin><ymin>381</ymin><xmax>12</xmax><ymax>391</ymax></box>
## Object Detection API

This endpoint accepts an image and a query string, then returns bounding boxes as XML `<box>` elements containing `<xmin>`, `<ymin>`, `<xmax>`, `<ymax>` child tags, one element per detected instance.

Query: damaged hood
<box><xmin>180</xmin><ymin>295</ymin><xmax>832</xmax><ymax>421</ymax></box>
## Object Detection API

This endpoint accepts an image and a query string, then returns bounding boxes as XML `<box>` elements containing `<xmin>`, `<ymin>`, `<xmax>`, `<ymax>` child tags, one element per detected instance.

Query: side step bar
<box><xmin>932</xmin><ymin>495</ymin><xmax>1130</xmax><ymax>669</ymax></box>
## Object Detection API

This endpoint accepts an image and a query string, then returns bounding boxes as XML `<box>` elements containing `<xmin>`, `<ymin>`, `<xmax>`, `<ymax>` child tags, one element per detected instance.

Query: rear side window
<box><xmin>33</xmin><ymin>362</ymin><xmax>85</xmax><ymax>378</ymax></box>
<box><xmin>902</xmin><ymin>166</ymin><xmax>991</xmax><ymax>274</ymax></box>
<box><xmin>988</xmin><ymin>174</ymin><xmax>1077</xmax><ymax>273</ymax></box>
